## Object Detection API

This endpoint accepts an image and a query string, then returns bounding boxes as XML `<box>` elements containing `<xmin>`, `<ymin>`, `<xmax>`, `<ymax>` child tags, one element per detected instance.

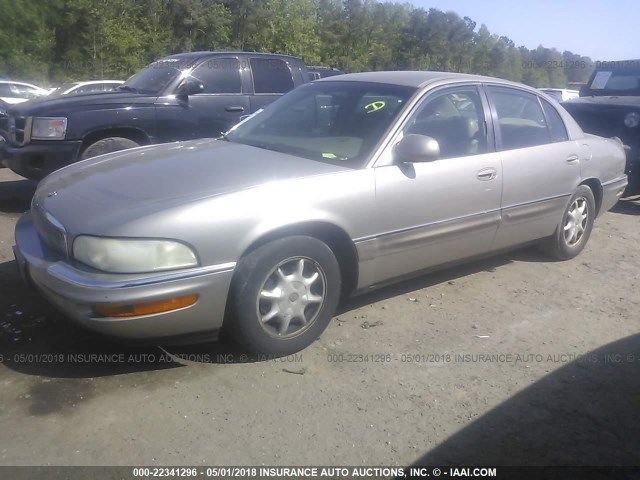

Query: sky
<box><xmin>411</xmin><ymin>0</ymin><xmax>639</xmax><ymax>61</ymax></box>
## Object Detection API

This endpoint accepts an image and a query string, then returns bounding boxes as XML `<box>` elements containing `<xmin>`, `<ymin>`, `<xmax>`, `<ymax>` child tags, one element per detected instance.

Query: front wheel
<box><xmin>80</xmin><ymin>137</ymin><xmax>140</xmax><ymax>160</ymax></box>
<box><xmin>228</xmin><ymin>236</ymin><xmax>341</xmax><ymax>355</ymax></box>
<box><xmin>543</xmin><ymin>185</ymin><xmax>596</xmax><ymax>260</ymax></box>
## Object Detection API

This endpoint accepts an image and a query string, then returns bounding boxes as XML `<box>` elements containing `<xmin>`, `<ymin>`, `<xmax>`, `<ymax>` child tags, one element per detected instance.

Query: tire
<box><xmin>543</xmin><ymin>185</ymin><xmax>596</xmax><ymax>260</ymax></box>
<box><xmin>228</xmin><ymin>236</ymin><xmax>341</xmax><ymax>355</ymax></box>
<box><xmin>80</xmin><ymin>137</ymin><xmax>140</xmax><ymax>160</ymax></box>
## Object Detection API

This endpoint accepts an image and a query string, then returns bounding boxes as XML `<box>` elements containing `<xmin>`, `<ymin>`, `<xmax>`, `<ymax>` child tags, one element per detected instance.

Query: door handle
<box><xmin>477</xmin><ymin>167</ymin><xmax>497</xmax><ymax>181</ymax></box>
<box><xmin>225</xmin><ymin>106</ymin><xmax>245</xmax><ymax>112</ymax></box>
<box><xmin>566</xmin><ymin>154</ymin><xmax>579</xmax><ymax>164</ymax></box>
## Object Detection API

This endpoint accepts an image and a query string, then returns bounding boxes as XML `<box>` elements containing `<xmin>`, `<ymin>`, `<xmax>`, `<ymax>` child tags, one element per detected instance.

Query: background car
<box><xmin>47</xmin><ymin>80</ymin><xmax>124</xmax><ymax>96</ymax></box>
<box><xmin>562</xmin><ymin>59</ymin><xmax>640</xmax><ymax>186</ymax></box>
<box><xmin>2</xmin><ymin>51</ymin><xmax>310</xmax><ymax>180</ymax></box>
<box><xmin>539</xmin><ymin>88</ymin><xmax>579</xmax><ymax>102</ymax></box>
<box><xmin>0</xmin><ymin>80</ymin><xmax>49</xmax><ymax>104</ymax></box>
<box><xmin>307</xmin><ymin>66</ymin><xmax>345</xmax><ymax>80</ymax></box>
<box><xmin>14</xmin><ymin>72</ymin><xmax>627</xmax><ymax>355</ymax></box>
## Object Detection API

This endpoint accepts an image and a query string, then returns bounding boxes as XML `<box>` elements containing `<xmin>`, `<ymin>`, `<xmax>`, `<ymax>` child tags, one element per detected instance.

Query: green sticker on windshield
<box><xmin>322</xmin><ymin>153</ymin><xmax>337</xmax><ymax>159</ymax></box>
<box><xmin>364</xmin><ymin>101</ymin><xmax>386</xmax><ymax>113</ymax></box>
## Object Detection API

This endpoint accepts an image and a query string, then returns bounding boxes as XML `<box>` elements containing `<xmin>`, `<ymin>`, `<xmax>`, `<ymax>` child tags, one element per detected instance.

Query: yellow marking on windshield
<box><xmin>322</xmin><ymin>152</ymin><xmax>337</xmax><ymax>159</ymax></box>
<box><xmin>364</xmin><ymin>101</ymin><xmax>386</xmax><ymax>113</ymax></box>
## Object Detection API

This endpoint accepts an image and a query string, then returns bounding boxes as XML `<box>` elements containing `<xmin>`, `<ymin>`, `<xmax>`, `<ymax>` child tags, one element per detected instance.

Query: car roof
<box><xmin>317</xmin><ymin>71</ymin><xmax>527</xmax><ymax>89</ymax></box>
<box><xmin>308</xmin><ymin>66</ymin><xmax>342</xmax><ymax>71</ymax></box>
<box><xmin>0</xmin><ymin>80</ymin><xmax>41</xmax><ymax>87</ymax></box>
<box><xmin>161</xmin><ymin>51</ymin><xmax>304</xmax><ymax>63</ymax></box>
<box><xmin>73</xmin><ymin>80</ymin><xmax>123</xmax><ymax>85</ymax></box>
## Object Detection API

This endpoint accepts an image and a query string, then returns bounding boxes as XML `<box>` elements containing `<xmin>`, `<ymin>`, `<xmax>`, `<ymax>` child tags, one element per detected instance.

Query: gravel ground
<box><xmin>0</xmin><ymin>168</ymin><xmax>639</xmax><ymax>467</ymax></box>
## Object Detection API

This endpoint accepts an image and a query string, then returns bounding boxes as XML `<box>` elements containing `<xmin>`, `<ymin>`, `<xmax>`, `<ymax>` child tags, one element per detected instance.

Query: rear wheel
<box><xmin>80</xmin><ymin>137</ymin><xmax>140</xmax><ymax>160</ymax></box>
<box><xmin>543</xmin><ymin>185</ymin><xmax>595</xmax><ymax>260</ymax></box>
<box><xmin>228</xmin><ymin>236</ymin><xmax>341</xmax><ymax>355</ymax></box>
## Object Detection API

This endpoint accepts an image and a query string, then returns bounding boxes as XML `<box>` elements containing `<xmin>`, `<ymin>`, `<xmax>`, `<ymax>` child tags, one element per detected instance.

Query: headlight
<box><xmin>73</xmin><ymin>236</ymin><xmax>198</xmax><ymax>273</ymax></box>
<box><xmin>31</xmin><ymin>117</ymin><xmax>67</xmax><ymax>140</ymax></box>
<box><xmin>624</xmin><ymin>112</ymin><xmax>640</xmax><ymax>128</ymax></box>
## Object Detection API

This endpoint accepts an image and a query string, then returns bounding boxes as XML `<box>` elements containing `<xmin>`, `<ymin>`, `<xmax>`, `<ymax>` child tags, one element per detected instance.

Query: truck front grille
<box><xmin>9</xmin><ymin>115</ymin><xmax>28</xmax><ymax>145</ymax></box>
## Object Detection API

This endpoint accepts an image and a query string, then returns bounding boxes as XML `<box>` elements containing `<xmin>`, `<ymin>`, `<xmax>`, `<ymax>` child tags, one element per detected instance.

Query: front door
<box><xmin>247</xmin><ymin>57</ymin><xmax>297</xmax><ymax>114</ymax></box>
<box><xmin>363</xmin><ymin>85</ymin><xmax>503</xmax><ymax>284</ymax></box>
<box><xmin>156</xmin><ymin>57</ymin><xmax>250</xmax><ymax>142</ymax></box>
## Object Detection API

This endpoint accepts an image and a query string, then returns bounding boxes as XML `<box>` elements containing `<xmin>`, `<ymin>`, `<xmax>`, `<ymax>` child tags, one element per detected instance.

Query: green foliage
<box><xmin>0</xmin><ymin>0</ymin><xmax>594</xmax><ymax>88</ymax></box>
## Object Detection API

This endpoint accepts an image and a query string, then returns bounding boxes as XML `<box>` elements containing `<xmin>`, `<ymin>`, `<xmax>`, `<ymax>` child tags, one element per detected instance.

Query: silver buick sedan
<box><xmin>14</xmin><ymin>72</ymin><xmax>628</xmax><ymax>354</ymax></box>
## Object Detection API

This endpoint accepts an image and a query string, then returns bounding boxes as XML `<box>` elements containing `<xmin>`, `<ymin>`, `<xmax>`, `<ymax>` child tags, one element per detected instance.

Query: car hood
<box><xmin>34</xmin><ymin>139</ymin><xmax>349</xmax><ymax>233</ymax></box>
<box><xmin>563</xmin><ymin>96</ymin><xmax>640</xmax><ymax>109</ymax></box>
<box><xmin>7</xmin><ymin>92</ymin><xmax>155</xmax><ymax>116</ymax></box>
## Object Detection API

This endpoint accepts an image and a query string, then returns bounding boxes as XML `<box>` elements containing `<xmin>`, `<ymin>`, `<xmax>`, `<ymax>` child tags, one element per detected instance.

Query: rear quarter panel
<box><xmin>580</xmin><ymin>134</ymin><xmax>627</xmax><ymax>185</ymax></box>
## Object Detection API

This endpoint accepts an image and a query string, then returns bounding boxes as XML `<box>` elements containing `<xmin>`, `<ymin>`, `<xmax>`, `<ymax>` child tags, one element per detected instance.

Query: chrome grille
<box><xmin>31</xmin><ymin>202</ymin><xmax>68</xmax><ymax>257</ymax></box>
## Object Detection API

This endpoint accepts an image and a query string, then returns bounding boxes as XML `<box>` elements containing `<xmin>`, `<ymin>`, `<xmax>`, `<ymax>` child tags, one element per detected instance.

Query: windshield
<box><xmin>120</xmin><ymin>58</ymin><xmax>194</xmax><ymax>95</ymax></box>
<box><xmin>225</xmin><ymin>81</ymin><xmax>416</xmax><ymax>168</ymax></box>
<box><xmin>587</xmin><ymin>68</ymin><xmax>640</xmax><ymax>96</ymax></box>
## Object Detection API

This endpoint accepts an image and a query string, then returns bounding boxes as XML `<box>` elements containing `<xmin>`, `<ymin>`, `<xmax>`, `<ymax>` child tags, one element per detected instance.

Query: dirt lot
<box><xmin>0</xmin><ymin>167</ymin><xmax>639</xmax><ymax>467</ymax></box>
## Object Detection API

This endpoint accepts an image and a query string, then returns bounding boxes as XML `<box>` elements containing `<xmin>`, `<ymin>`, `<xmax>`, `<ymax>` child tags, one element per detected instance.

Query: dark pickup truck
<box><xmin>562</xmin><ymin>60</ymin><xmax>640</xmax><ymax>185</ymax></box>
<box><xmin>0</xmin><ymin>51</ymin><xmax>309</xmax><ymax>180</ymax></box>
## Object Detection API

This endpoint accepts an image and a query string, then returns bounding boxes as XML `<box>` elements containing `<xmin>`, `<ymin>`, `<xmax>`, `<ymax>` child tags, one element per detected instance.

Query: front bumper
<box><xmin>1</xmin><ymin>140</ymin><xmax>83</xmax><ymax>180</ymax></box>
<box><xmin>14</xmin><ymin>213</ymin><xmax>235</xmax><ymax>341</ymax></box>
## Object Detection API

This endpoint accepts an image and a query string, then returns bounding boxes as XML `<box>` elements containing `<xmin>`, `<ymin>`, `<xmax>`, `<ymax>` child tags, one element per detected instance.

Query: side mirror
<box><xmin>177</xmin><ymin>79</ymin><xmax>204</xmax><ymax>97</ymax></box>
<box><xmin>393</xmin><ymin>134</ymin><xmax>440</xmax><ymax>163</ymax></box>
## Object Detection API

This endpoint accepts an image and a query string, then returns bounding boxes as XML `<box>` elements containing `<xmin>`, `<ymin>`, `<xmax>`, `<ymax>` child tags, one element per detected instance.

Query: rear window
<box><xmin>587</xmin><ymin>63</ymin><xmax>640</xmax><ymax>95</ymax></box>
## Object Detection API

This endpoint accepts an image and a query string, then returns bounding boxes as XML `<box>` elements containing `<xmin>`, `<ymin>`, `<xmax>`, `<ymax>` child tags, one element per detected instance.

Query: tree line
<box><xmin>0</xmin><ymin>0</ymin><xmax>596</xmax><ymax>88</ymax></box>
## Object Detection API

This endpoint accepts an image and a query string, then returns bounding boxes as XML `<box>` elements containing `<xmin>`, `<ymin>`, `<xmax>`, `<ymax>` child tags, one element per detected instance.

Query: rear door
<box><xmin>486</xmin><ymin>84</ymin><xmax>581</xmax><ymax>249</ymax></box>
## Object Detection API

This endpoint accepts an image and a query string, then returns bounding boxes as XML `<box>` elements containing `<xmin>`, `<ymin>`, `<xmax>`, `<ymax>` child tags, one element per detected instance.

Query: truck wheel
<box><xmin>80</xmin><ymin>137</ymin><xmax>140</xmax><ymax>160</ymax></box>
<box><xmin>228</xmin><ymin>236</ymin><xmax>341</xmax><ymax>355</ymax></box>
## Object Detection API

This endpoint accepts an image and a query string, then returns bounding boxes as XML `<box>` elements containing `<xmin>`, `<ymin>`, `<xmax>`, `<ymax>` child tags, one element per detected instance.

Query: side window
<box><xmin>191</xmin><ymin>58</ymin><xmax>241</xmax><ymax>94</ymax></box>
<box><xmin>488</xmin><ymin>86</ymin><xmax>551</xmax><ymax>150</ymax></box>
<box><xmin>402</xmin><ymin>87</ymin><xmax>488</xmax><ymax>159</ymax></box>
<box><xmin>540</xmin><ymin>98</ymin><xmax>569</xmax><ymax>142</ymax></box>
<box><xmin>10</xmin><ymin>84</ymin><xmax>42</xmax><ymax>99</ymax></box>
<box><xmin>74</xmin><ymin>85</ymin><xmax>94</xmax><ymax>94</ymax></box>
<box><xmin>0</xmin><ymin>84</ymin><xmax>11</xmax><ymax>96</ymax></box>
<box><xmin>250</xmin><ymin>58</ymin><xmax>294</xmax><ymax>94</ymax></box>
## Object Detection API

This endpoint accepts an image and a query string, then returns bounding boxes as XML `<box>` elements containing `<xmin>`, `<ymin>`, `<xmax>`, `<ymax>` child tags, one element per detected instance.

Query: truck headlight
<box><xmin>73</xmin><ymin>236</ymin><xmax>198</xmax><ymax>273</ymax></box>
<box><xmin>624</xmin><ymin>112</ymin><xmax>640</xmax><ymax>128</ymax></box>
<box><xmin>31</xmin><ymin>117</ymin><xmax>68</xmax><ymax>140</ymax></box>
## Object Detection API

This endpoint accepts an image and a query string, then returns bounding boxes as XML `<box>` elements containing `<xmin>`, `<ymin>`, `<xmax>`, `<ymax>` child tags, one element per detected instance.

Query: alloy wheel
<box><xmin>257</xmin><ymin>257</ymin><xmax>327</xmax><ymax>338</ymax></box>
<box><xmin>563</xmin><ymin>197</ymin><xmax>589</xmax><ymax>247</ymax></box>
